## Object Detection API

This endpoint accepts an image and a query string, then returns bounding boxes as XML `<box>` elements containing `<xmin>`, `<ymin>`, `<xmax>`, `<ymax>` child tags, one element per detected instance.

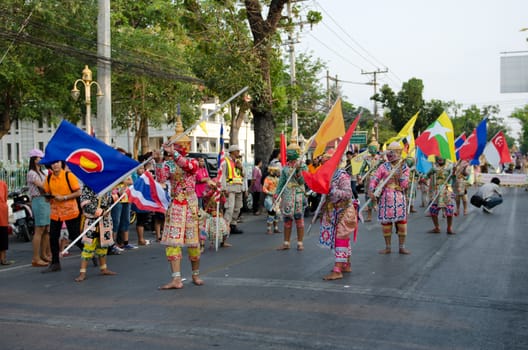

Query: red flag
<box><xmin>280</xmin><ymin>132</ymin><xmax>286</xmax><ymax>166</ymax></box>
<box><xmin>302</xmin><ymin>115</ymin><xmax>361</xmax><ymax>194</ymax></box>
<box><xmin>483</xmin><ymin>131</ymin><xmax>512</xmax><ymax>168</ymax></box>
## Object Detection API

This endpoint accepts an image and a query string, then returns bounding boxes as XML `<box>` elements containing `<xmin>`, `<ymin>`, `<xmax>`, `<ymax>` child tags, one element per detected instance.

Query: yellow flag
<box><xmin>351</xmin><ymin>149</ymin><xmax>368</xmax><ymax>175</ymax></box>
<box><xmin>384</xmin><ymin>112</ymin><xmax>418</xmax><ymax>158</ymax></box>
<box><xmin>313</xmin><ymin>98</ymin><xmax>346</xmax><ymax>158</ymax></box>
<box><xmin>199</xmin><ymin>121</ymin><xmax>208</xmax><ymax>135</ymax></box>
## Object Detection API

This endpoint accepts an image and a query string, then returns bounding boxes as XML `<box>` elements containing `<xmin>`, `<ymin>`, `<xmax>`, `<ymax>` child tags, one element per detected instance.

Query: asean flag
<box><xmin>41</xmin><ymin>119</ymin><xmax>140</xmax><ymax>195</ymax></box>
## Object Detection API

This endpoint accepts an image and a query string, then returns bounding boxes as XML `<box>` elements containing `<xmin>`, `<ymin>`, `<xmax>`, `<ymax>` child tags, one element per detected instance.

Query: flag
<box><xmin>454</xmin><ymin>133</ymin><xmax>466</xmax><ymax>160</ymax></box>
<box><xmin>483</xmin><ymin>131</ymin><xmax>512</xmax><ymax>169</ymax></box>
<box><xmin>415</xmin><ymin>111</ymin><xmax>456</xmax><ymax>161</ymax></box>
<box><xmin>214</xmin><ymin>123</ymin><xmax>226</xmax><ymax>202</ymax></box>
<box><xmin>303</xmin><ymin>115</ymin><xmax>360</xmax><ymax>194</ymax></box>
<box><xmin>199</xmin><ymin>121</ymin><xmax>208</xmax><ymax>135</ymax></box>
<box><xmin>415</xmin><ymin>146</ymin><xmax>433</xmax><ymax>174</ymax></box>
<box><xmin>384</xmin><ymin>112</ymin><xmax>418</xmax><ymax>158</ymax></box>
<box><xmin>280</xmin><ymin>132</ymin><xmax>287</xmax><ymax>166</ymax></box>
<box><xmin>41</xmin><ymin>119</ymin><xmax>140</xmax><ymax>195</ymax></box>
<box><xmin>351</xmin><ymin>149</ymin><xmax>368</xmax><ymax>175</ymax></box>
<box><xmin>127</xmin><ymin>171</ymin><xmax>170</xmax><ymax>214</ymax></box>
<box><xmin>458</xmin><ymin>118</ymin><xmax>487</xmax><ymax>165</ymax></box>
<box><xmin>313</xmin><ymin>98</ymin><xmax>346</xmax><ymax>158</ymax></box>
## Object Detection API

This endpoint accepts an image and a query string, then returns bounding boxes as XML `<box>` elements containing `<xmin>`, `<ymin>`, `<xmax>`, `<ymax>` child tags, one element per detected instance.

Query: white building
<box><xmin>0</xmin><ymin>101</ymin><xmax>254</xmax><ymax>169</ymax></box>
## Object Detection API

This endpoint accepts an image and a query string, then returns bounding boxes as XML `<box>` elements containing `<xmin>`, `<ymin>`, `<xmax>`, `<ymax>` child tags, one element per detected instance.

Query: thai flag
<box><xmin>127</xmin><ymin>171</ymin><xmax>170</xmax><ymax>213</ymax></box>
<box><xmin>214</xmin><ymin>124</ymin><xmax>225</xmax><ymax>202</ymax></box>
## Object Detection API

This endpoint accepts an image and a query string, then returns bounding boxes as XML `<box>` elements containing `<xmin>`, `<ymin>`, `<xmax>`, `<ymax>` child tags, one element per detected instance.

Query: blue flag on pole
<box><xmin>41</xmin><ymin>120</ymin><xmax>140</xmax><ymax>195</ymax></box>
<box><xmin>416</xmin><ymin>146</ymin><xmax>433</xmax><ymax>174</ymax></box>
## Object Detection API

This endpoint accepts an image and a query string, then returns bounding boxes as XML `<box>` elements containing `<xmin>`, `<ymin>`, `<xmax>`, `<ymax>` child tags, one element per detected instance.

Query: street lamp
<box><xmin>71</xmin><ymin>65</ymin><xmax>103</xmax><ymax>135</ymax></box>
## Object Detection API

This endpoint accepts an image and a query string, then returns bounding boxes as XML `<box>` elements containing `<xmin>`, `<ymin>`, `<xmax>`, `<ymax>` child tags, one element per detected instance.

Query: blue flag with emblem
<box><xmin>41</xmin><ymin>120</ymin><xmax>140</xmax><ymax>195</ymax></box>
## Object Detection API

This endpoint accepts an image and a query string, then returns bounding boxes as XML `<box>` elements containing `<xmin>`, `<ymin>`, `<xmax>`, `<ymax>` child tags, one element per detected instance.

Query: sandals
<box><xmin>276</xmin><ymin>242</ymin><xmax>290</xmax><ymax>250</ymax></box>
<box><xmin>1</xmin><ymin>260</ymin><xmax>14</xmax><ymax>266</ymax></box>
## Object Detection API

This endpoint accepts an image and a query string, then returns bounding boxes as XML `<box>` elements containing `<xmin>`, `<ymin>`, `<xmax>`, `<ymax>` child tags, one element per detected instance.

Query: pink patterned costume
<box><xmin>155</xmin><ymin>153</ymin><xmax>201</xmax><ymax>261</ymax></box>
<box><xmin>369</xmin><ymin>162</ymin><xmax>410</xmax><ymax>224</ymax></box>
<box><xmin>319</xmin><ymin>169</ymin><xmax>358</xmax><ymax>264</ymax></box>
<box><xmin>369</xmin><ymin>160</ymin><xmax>411</xmax><ymax>254</ymax></box>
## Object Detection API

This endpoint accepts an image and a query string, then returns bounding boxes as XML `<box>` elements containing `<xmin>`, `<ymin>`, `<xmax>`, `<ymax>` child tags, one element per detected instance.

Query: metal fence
<box><xmin>0</xmin><ymin>166</ymin><xmax>29</xmax><ymax>191</ymax></box>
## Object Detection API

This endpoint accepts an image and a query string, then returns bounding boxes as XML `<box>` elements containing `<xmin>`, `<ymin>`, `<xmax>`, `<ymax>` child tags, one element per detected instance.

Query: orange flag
<box><xmin>313</xmin><ymin>98</ymin><xmax>345</xmax><ymax>158</ymax></box>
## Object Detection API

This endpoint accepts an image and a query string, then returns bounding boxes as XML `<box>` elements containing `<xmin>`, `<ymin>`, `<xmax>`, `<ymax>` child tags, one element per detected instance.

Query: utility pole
<box><xmin>286</xmin><ymin>0</ymin><xmax>299</xmax><ymax>148</ymax></box>
<box><xmin>97</xmin><ymin>0</ymin><xmax>112</xmax><ymax>145</ymax></box>
<box><xmin>326</xmin><ymin>71</ymin><xmax>340</xmax><ymax>108</ymax></box>
<box><xmin>362</xmin><ymin>68</ymin><xmax>388</xmax><ymax>141</ymax></box>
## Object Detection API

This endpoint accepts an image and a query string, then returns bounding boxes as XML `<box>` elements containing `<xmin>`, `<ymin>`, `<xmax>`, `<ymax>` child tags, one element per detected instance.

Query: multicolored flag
<box><xmin>483</xmin><ymin>131</ymin><xmax>512</xmax><ymax>169</ymax></box>
<box><xmin>41</xmin><ymin>120</ymin><xmax>140</xmax><ymax>195</ymax></box>
<box><xmin>303</xmin><ymin>115</ymin><xmax>360</xmax><ymax>194</ymax></box>
<box><xmin>458</xmin><ymin>118</ymin><xmax>487</xmax><ymax>165</ymax></box>
<box><xmin>415</xmin><ymin>111</ymin><xmax>456</xmax><ymax>161</ymax></box>
<box><xmin>313</xmin><ymin>98</ymin><xmax>346</xmax><ymax>158</ymax></box>
<box><xmin>127</xmin><ymin>171</ymin><xmax>170</xmax><ymax>213</ymax></box>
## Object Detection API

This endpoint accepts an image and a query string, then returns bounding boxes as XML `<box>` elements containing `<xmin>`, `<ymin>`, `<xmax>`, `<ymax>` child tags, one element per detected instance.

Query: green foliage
<box><xmin>511</xmin><ymin>105</ymin><xmax>528</xmax><ymax>153</ymax></box>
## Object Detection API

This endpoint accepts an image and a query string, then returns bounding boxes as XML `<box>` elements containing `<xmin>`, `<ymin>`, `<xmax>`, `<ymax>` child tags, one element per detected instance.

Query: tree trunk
<box><xmin>0</xmin><ymin>93</ymin><xmax>13</xmax><ymax>139</ymax></box>
<box><xmin>253</xmin><ymin>108</ymin><xmax>275</xmax><ymax>168</ymax></box>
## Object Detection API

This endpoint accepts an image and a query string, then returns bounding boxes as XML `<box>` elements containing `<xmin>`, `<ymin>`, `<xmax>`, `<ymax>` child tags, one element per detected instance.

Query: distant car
<box><xmin>187</xmin><ymin>152</ymin><xmax>218</xmax><ymax>178</ymax></box>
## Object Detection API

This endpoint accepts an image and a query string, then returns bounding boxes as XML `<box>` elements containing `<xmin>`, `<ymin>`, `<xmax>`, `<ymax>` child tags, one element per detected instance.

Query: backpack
<box><xmin>47</xmin><ymin>171</ymin><xmax>82</xmax><ymax>212</ymax></box>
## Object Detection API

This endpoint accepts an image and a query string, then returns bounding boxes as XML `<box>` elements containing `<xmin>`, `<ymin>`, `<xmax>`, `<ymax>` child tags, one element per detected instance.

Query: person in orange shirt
<box><xmin>42</xmin><ymin>160</ymin><xmax>82</xmax><ymax>273</ymax></box>
<box><xmin>262</xmin><ymin>166</ymin><xmax>281</xmax><ymax>234</ymax></box>
<box><xmin>0</xmin><ymin>179</ymin><xmax>12</xmax><ymax>265</ymax></box>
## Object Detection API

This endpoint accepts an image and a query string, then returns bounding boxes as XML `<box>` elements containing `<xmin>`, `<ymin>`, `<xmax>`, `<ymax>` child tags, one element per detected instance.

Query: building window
<box><xmin>7</xmin><ymin>143</ymin><xmax>12</xmax><ymax>162</ymax></box>
<box><xmin>38</xmin><ymin>141</ymin><xmax>44</xmax><ymax>150</ymax></box>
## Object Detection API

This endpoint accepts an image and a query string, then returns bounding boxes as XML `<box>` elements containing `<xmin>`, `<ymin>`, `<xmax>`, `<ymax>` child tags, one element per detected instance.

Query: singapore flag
<box><xmin>483</xmin><ymin>131</ymin><xmax>512</xmax><ymax>169</ymax></box>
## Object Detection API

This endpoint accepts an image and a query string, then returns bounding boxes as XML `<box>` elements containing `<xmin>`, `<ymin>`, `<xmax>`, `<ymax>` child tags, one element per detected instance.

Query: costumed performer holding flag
<box><xmin>368</xmin><ymin>141</ymin><xmax>411</xmax><ymax>255</ymax></box>
<box><xmin>303</xmin><ymin>115</ymin><xmax>360</xmax><ymax>280</ymax></box>
<box><xmin>155</xmin><ymin>116</ymin><xmax>203</xmax><ymax>290</ymax></box>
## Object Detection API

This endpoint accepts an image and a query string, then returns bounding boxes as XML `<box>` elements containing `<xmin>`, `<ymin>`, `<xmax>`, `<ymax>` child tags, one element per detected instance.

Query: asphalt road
<box><xmin>1</xmin><ymin>186</ymin><xmax>528</xmax><ymax>349</ymax></box>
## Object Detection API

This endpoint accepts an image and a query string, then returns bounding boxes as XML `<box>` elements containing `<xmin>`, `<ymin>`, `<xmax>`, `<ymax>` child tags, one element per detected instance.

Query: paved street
<box><xmin>1</xmin><ymin>186</ymin><xmax>528</xmax><ymax>349</ymax></box>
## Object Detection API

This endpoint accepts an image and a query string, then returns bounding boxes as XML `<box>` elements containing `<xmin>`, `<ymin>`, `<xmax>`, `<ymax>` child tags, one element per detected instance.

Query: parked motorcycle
<box><xmin>8</xmin><ymin>186</ymin><xmax>34</xmax><ymax>242</ymax></box>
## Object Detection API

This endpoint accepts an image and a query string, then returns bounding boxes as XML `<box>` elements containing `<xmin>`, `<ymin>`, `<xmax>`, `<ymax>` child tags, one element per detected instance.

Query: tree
<box><xmin>0</xmin><ymin>0</ymin><xmax>98</xmax><ymax>137</ymax></box>
<box><xmin>510</xmin><ymin>105</ymin><xmax>528</xmax><ymax>153</ymax></box>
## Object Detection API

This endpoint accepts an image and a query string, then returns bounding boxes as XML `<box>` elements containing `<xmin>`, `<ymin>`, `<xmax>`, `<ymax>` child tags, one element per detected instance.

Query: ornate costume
<box><xmin>359</xmin><ymin>135</ymin><xmax>382</xmax><ymax>221</ymax></box>
<box><xmin>276</xmin><ymin>146</ymin><xmax>308</xmax><ymax>251</ymax></box>
<box><xmin>320</xmin><ymin>165</ymin><xmax>358</xmax><ymax>280</ymax></box>
<box><xmin>426</xmin><ymin>157</ymin><xmax>456</xmax><ymax>234</ymax></box>
<box><xmin>157</xmin><ymin>115</ymin><xmax>204</xmax><ymax>289</ymax></box>
<box><xmin>368</xmin><ymin>142</ymin><xmax>411</xmax><ymax>254</ymax></box>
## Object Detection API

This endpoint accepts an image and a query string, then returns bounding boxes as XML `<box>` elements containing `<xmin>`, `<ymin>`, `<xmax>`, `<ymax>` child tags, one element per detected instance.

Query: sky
<box><xmin>295</xmin><ymin>0</ymin><xmax>528</xmax><ymax>137</ymax></box>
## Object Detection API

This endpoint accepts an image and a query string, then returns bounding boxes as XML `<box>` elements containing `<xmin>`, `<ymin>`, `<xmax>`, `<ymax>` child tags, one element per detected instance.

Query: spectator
<box><xmin>475</xmin><ymin>177</ymin><xmax>503</xmax><ymax>214</ymax></box>
<box><xmin>42</xmin><ymin>160</ymin><xmax>83</xmax><ymax>273</ymax></box>
<box><xmin>0</xmin><ymin>179</ymin><xmax>12</xmax><ymax>265</ymax></box>
<box><xmin>110</xmin><ymin>147</ymin><xmax>134</xmax><ymax>253</ymax></box>
<box><xmin>250</xmin><ymin>158</ymin><xmax>263</xmax><ymax>215</ymax></box>
<box><xmin>26</xmin><ymin>149</ymin><xmax>51</xmax><ymax>267</ymax></box>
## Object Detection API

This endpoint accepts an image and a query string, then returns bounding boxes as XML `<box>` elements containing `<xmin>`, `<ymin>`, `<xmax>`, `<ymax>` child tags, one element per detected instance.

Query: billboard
<box><xmin>500</xmin><ymin>53</ymin><xmax>528</xmax><ymax>93</ymax></box>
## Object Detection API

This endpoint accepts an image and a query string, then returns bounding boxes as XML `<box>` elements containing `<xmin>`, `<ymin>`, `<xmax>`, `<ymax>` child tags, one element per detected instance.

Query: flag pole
<box><xmin>61</xmin><ymin>192</ymin><xmax>127</xmax><ymax>255</ymax></box>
